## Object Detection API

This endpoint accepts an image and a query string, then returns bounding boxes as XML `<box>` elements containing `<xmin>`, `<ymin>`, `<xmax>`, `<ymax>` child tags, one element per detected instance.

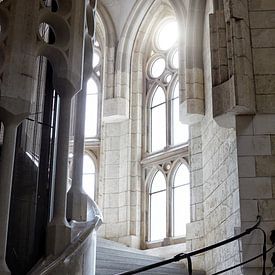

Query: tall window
<box><xmin>173</xmin><ymin>163</ymin><xmax>190</xmax><ymax>236</ymax></box>
<box><xmin>144</xmin><ymin>18</ymin><xmax>190</xmax><ymax>244</ymax></box>
<box><xmin>148</xmin><ymin>162</ymin><xmax>190</xmax><ymax>242</ymax></box>
<box><xmin>146</xmin><ymin>18</ymin><xmax>188</xmax><ymax>153</ymax></box>
<box><xmin>82</xmin><ymin>153</ymin><xmax>96</xmax><ymax>199</ymax></box>
<box><xmin>85</xmin><ymin>42</ymin><xmax>102</xmax><ymax>139</ymax></box>
<box><xmin>150</xmin><ymin>171</ymin><xmax>167</xmax><ymax>241</ymax></box>
<box><xmin>83</xmin><ymin>40</ymin><xmax>102</xmax><ymax>202</ymax></box>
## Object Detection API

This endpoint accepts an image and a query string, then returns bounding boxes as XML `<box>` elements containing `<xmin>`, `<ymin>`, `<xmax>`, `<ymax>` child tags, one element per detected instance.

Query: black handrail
<box><xmin>116</xmin><ymin>216</ymin><xmax>262</xmax><ymax>275</ymax></box>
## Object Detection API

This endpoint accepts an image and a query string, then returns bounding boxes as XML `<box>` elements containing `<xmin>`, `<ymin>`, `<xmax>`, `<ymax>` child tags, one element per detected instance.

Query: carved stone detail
<box><xmin>210</xmin><ymin>0</ymin><xmax>255</xmax><ymax>128</ymax></box>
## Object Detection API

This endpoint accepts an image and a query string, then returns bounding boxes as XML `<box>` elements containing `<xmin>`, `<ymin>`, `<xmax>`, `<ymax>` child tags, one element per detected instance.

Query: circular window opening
<box><xmin>151</xmin><ymin>57</ymin><xmax>165</xmax><ymax>78</ymax></box>
<box><xmin>156</xmin><ymin>20</ymin><xmax>178</xmax><ymax>51</ymax></box>
<box><xmin>164</xmin><ymin>74</ymin><xmax>172</xmax><ymax>84</ymax></box>
<box><xmin>39</xmin><ymin>22</ymin><xmax>55</xmax><ymax>44</ymax></box>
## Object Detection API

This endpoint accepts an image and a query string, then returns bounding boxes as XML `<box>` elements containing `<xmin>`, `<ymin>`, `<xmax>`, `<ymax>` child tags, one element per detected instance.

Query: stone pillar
<box><xmin>67</xmin><ymin>88</ymin><xmax>88</xmax><ymax>221</ymax></box>
<box><xmin>47</xmin><ymin>95</ymin><xmax>72</xmax><ymax>255</ymax></box>
<box><xmin>67</xmin><ymin>0</ymin><xmax>97</xmax><ymax>222</ymax></box>
<box><xmin>0</xmin><ymin>119</ymin><xmax>18</xmax><ymax>275</ymax></box>
<box><xmin>180</xmin><ymin>0</ymin><xmax>206</xmax><ymax>125</ymax></box>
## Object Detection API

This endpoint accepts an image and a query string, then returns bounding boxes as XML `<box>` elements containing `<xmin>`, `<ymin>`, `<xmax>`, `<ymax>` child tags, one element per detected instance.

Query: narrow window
<box><xmin>85</xmin><ymin>78</ymin><xmax>99</xmax><ymax>138</ymax></box>
<box><xmin>151</xmin><ymin>87</ymin><xmax>166</xmax><ymax>152</ymax></box>
<box><xmin>172</xmin><ymin>82</ymin><xmax>189</xmax><ymax>145</ymax></box>
<box><xmin>82</xmin><ymin>154</ymin><xmax>96</xmax><ymax>199</ymax></box>
<box><xmin>150</xmin><ymin>171</ymin><xmax>166</xmax><ymax>241</ymax></box>
<box><xmin>173</xmin><ymin>163</ymin><xmax>190</xmax><ymax>236</ymax></box>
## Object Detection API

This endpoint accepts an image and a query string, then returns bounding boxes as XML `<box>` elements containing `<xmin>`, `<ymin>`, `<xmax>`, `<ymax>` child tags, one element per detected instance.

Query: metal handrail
<box><xmin>116</xmin><ymin>216</ymin><xmax>262</xmax><ymax>275</ymax></box>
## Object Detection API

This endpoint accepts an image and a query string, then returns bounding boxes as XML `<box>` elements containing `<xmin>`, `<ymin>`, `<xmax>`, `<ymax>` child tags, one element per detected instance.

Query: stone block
<box><xmin>191</xmin><ymin>186</ymin><xmax>203</xmax><ymax>204</ymax></box>
<box><xmin>253</xmin><ymin>114</ymin><xmax>275</xmax><ymax>134</ymax></box>
<box><xmin>255</xmin><ymin>75</ymin><xmax>275</xmax><ymax>95</ymax></box>
<box><xmin>249</xmin><ymin>0</ymin><xmax>275</xmax><ymax>10</ymax></box>
<box><xmin>119</xmin><ymin>206</ymin><xmax>127</xmax><ymax>222</ymax></box>
<box><xmin>253</xmin><ymin>48</ymin><xmax>275</xmax><ymax>75</ymax></box>
<box><xmin>238</xmin><ymin>156</ymin><xmax>256</xmax><ymax>177</ymax></box>
<box><xmin>191</xmin><ymin>153</ymin><xmax>202</xmax><ymax>171</ymax></box>
<box><xmin>256</xmin><ymin>155</ymin><xmax>275</xmax><ymax>176</ymax></box>
<box><xmin>256</xmin><ymin>95</ymin><xmax>275</xmax><ymax>113</ymax></box>
<box><xmin>105</xmin><ymin>164</ymin><xmax>120</xmax><ymax>179</ymax></box>
<box><xmin>105</xmin><ymin>223</ymin><xmax>120</xmax><ymax>238</ymax></box>
<box><xmin>249</xmin><ymin>11</ymin><xmax>275</xmax><ymax>28</ymax></box>
<box><xmin>237</xmin><ymin>135</ymin><xmax>271</xmax><ymax>155</ymax></box>
<box><xmin>258</xmin><ymin>199</ymin><xmax>275</xmax><ymax>220</ymax></box>
<box><xmin>240</xmin><ymin>200</ymin><xmax>259</xmax><ymax>221</ymax></box>
<box><xmin>191</xmin><ymin>136</ymin><xmax>202</xmax><ymax>155</ymax></box>
<box><xmin>104</xmin><ymin>208</ymin><xmax>118</xmax><ymax>224</ymax></box>
<box><xmin>251</xmin><ymin>29</ymin><xmax>275</xmax><ymax>48</ymax></box>
<box><xmin>186</xmin><ymin>220</ymin><xmax>204</xmax><ymax>240</ymax></box>
<box><xmin>240</xmin><ymin>177</ymin><xmax>272</xmax><ymax>199</ymax></box>
<box><xmin>103</xmin><ymin>97</ymin><xmax>129</xmax><ymax>122</ymax></box>
<box><xmin>105</xmin><ymin>151</ymin><xmax>120</xmax><ymax>165</ymax></box>
<box><xmin>236</xmin><ymin>115</ymin><xmax>254</xmax><ymax>136</ymax></box>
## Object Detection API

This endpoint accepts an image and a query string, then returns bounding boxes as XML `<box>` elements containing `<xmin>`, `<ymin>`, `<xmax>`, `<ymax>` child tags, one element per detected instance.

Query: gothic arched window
<box><xmin>146</xmin><ymin>18</ymin><xmax>188</xmax><ymax>153</ymax></box>
<box><xmin>143</xmin><ymin>16</ymin><xmax>190</xmax><ymax>246</ymax></box>
<box><xmin>150</xmin><ymin>86</ymin><xmax>166</xmax><ymax>152</ymax></box>
<box><xmin>149</xmin><ymin>170</ymin><xmax>167</xmax><ymax>241</ymax></box>
<box><xmin>172</xmin><ymin>163</ymin><xmax>190</xmax><ymax>237</ymax></box>
<box><xmin>85</xmin><ymin>42</ymin><xmax>102</xmax><ymax>139</ymax></box>
<box><xmin>82</xmin><ymin>153</ymin><xmax>96</xmax><ymax>199</ymax></box>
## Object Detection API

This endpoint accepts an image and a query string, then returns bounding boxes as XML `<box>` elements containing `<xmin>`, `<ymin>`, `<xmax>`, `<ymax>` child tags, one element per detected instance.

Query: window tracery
<box><xmin>144</xmin><ymin>17</ymin><xmax>190</xmax><ymax>244</ymax></box>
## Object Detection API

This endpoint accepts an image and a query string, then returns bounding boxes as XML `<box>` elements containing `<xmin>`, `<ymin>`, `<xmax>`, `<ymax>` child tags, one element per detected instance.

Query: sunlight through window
<box><xmin>156</xmin><ymin>20</ymin><xmax>178</xmax><ymax>51</ymax></box>
<box><xmin>85</xmin><ymin>78</ymin><xmax>98</xmax><ymax>138</ymax></box>
<box><xmin>150</xmin><ymin>171</ymin><xmax>166</xmax><ymax>241</ymax></box>
<box><xmin>151</xmin><ymin>87</ymin><xmax>166</xmax><ymax>152</ymax></box>
<box><xmin>82</xmin><ymin>154</ymin><xmax>95</xmax><ymax>199</ymax></box>
<box><xmin>173</xmin><ymin>164</ymin><xmax>190</xmax><ymax>236</ymax></box>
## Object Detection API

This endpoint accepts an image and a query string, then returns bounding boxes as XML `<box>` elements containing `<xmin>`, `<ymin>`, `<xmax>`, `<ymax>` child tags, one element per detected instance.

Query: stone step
<box><xmin>96</xmin><ymin>238</ymin><xmax>205</xmax><ymax>275</ymax></box>
<box><xmin>97</xmin><ymin>246</ymin><xmax>164</xmax><ymax>261</ymax></box>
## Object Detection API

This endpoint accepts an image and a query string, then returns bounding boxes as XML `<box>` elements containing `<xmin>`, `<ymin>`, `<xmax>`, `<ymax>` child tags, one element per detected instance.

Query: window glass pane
<box><xmin>151</xmin><ymin>86</ymin><xmax>165</xmax><ymax>107</ymax></box>
<box><xmin>86</xmin><ymin>78</ymin><xmax>98</xmax><ymax>95</ymax></box>
<box><xmin>151</xmin><ymin>171</ymin><xmax>166</xmax><ymax>193</ymax></box>
<box><xmin>151</xmin><ymin>57</ymin><xmax>165</xmax><ymax>78</ymax></box>
<box><xmin>152</xmin><ymin>103</ymin><xmax>166</xmax><ymax>152</ymax></box>
<box><xmin>173</xmin><ymin>184</ymin><xmax>190</xmax><ymax>236</ymax></box>
<box><xmin>85</xmin><ymin>93</ymin><xmax>98</xmax><ymax>137</ymax></box>
<box><xmin>174</xmin><ymin>164</ymin><xmax>190</xmax><ymax>187</ymax></box>
<box><xmin>172</xmin><ymin>97</ymin><xmax>189</xmax><ymax>145</ymax></box>
<box><xmin>93</xmin><ymin>52</ymin><xmax>100</xmax><ymax>68</ymax></box>
<box><xmin>82</xmin><ymin>154</ymin><xmax>96</xmax><ymax>199</ymax></box>
<box><xmin>156</xmin><ymin>21</ymin><xmax>178</xmax><ymax>51</ymax></box>
<box><xmin>83</xmin><ymin>154</ymin><xmax>95</xmax><ymax>173</ymax></box>
<box><xmin>150</xmin><ymin>190</ymin><xmax>166</xmax><ymax>241</ymax></box>
<box><xmin>164</xmin><ymin>74</ymin><xmax>172</xmax><ymax>83</ymax></box>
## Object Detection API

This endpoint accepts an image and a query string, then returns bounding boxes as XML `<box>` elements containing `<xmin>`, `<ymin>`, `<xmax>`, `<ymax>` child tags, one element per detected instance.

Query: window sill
<box><xmin>141</xmin><ymin>144</ymin><xmax>188</xmax><ymax>166</ymax></box>
<box><xmin>145</xmin><ymin>236</ymin><xmax>186</xmax><ymax>249</ymax></box>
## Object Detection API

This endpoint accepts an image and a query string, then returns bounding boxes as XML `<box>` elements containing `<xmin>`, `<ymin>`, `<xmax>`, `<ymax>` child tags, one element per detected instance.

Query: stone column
<box><xmin>67</xmin><ymin>0</ymin><xmax>97</xmax><ymax>222</ymax></box>
<box><xmin>47</xmin><ymin>95</ymin><xmax>72</xmax><ymax>255</ymax></box>
<box><xmin>0</xmin><ymin>119</ymin><xmax>19</xmax><ymax>275</ymax></box>
<box><xmin>67</xmin><ymin>87</ymin><xmax>88</xmax><ymax>221</ymax></box>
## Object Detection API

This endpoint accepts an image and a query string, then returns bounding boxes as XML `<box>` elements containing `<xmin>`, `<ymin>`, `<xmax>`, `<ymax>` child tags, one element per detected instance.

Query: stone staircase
<box><xmin>96</xmin><ymin>238</ymin><xmax>205</xmax><ymax>275</ymax></box>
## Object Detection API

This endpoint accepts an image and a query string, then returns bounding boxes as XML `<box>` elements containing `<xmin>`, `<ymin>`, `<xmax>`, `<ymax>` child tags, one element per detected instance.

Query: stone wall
<box><xmin>98</xmin><ymin>119</ymin><xmax>141</xmax><ymax>248</ymax></box>
<box><xmin>198</xmin><ymin>0</ymin><xmax>242</xmax><ymax>273</ymax></box>
<box><xmin>237</xmin><ymin>1</ymin><xmax>275</xmax><ymax>274</ymax></box>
